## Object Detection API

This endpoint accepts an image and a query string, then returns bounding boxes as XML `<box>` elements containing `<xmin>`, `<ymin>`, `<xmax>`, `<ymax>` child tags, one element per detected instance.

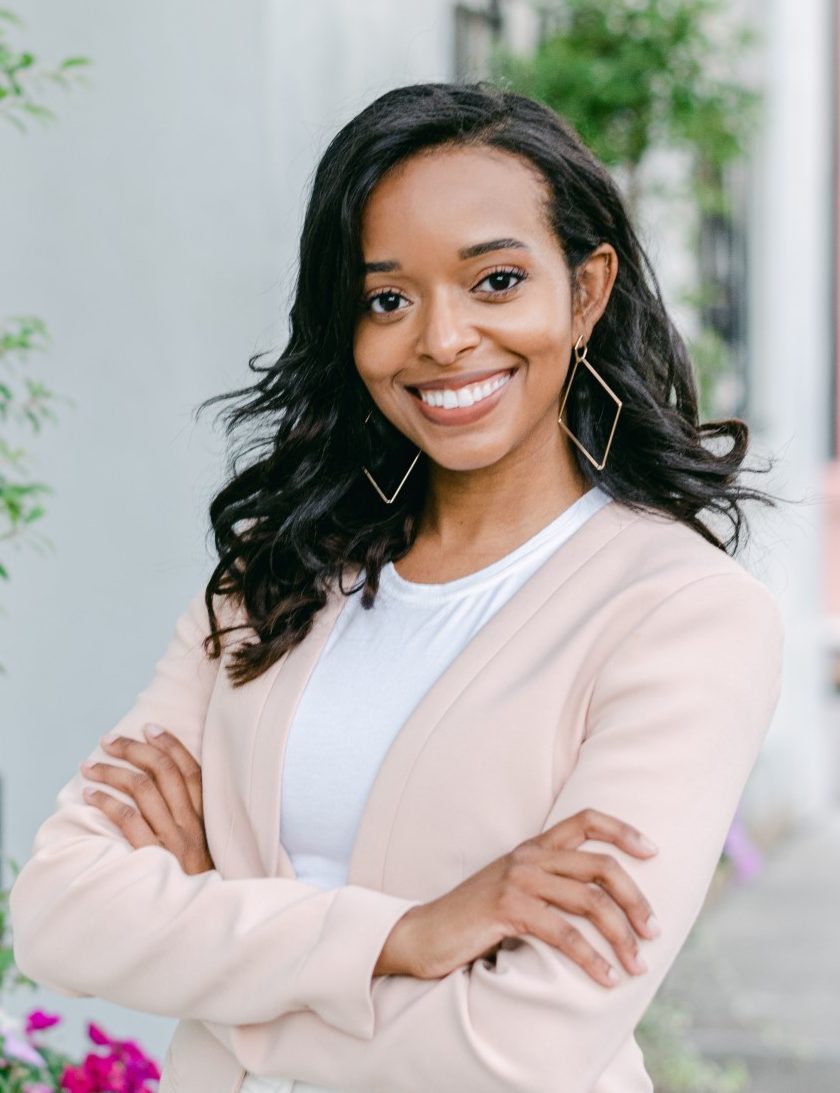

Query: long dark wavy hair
<box><xmin>196</xmin><ymin>80</ymin><xmax>782</xmax><ymax>687</ymax></box>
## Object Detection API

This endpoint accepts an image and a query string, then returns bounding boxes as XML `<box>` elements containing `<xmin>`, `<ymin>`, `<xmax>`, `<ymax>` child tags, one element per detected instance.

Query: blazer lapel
<box><xmin>248</xmin><ymin>498</ymin><xmax>643</xmax><ymax>885</ymax></box>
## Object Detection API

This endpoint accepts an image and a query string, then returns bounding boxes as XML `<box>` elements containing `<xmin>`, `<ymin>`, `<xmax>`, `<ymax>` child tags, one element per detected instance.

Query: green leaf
<box><xmin>21</xmin><ymin>101</ymin><xmax>54</xmax><ymax>121</ymax></box>
<box><xmin>22</xmin><ymin>504</ymin><xmax>45</xmax><ymax>524</ymax></box>
<box><xmin>59</xmin><ymin>55</ymin><xmax>91</xmax><ymax>69</ymax></box>
<box><xmin>0</xmin><ymin>111</ymin><xmax>28</xmax><ymax>133</ymax></box>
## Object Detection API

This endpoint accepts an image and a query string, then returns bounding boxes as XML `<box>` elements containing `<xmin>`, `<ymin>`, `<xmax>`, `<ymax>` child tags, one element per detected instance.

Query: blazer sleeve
<box><xmin>8</xmin><ymin>583</ymin><xmax>421</xmax><ymax>1039</ymax></box>
<box><xmin>199</xmin><ymin>570</ymin><xmax>785</xmax><ymax>1093</ymax></box>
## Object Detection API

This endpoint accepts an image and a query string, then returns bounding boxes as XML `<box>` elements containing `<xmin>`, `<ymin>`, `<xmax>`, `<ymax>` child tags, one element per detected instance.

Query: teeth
<box><xmin>416</xmin><ymin>371</ymin><xmax>512</xmax><ymax>409</ymax></box>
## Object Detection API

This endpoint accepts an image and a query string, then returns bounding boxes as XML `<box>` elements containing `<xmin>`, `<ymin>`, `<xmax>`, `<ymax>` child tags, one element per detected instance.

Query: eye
<box><xmin>360</xmin><ymin>264</ymin><xmax>528</xmax><ymax>318</ymax></box>
<box><xmin>361</xmin><ymin>289</ymin><xmax>410</xmax><ymax>316</ymax></box>
<box><xmin>473</xmin><ymin>265</ymin><xmax>528</xmax><ymax>296</ymax></box>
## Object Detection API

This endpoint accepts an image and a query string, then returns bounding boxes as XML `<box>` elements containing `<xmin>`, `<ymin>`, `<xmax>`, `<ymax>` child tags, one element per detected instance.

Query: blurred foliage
<box><xmin>0</xmin><ymin>858</ymin><xmax>34</xmax><ymax>995</ymax></box>
<box><xmin>0</xmin><ymin>10</ymin><xmax>88</xmax><ymax>645</ymax></box>
<box><xmin>491</xmin><ymin>0</ymin><xmax>763</xmax><ymax>424</ymax></box>
<box><xmin>492</xmin><ymin>0</ymin><xmax>760</xmax><ymax>216</ymax></box>
<box><xmin>636</xmin><ymin>995</ymin><xmax>750</xmax><ymax>1092</ymax></box>
<box><xmin>0</xmin><ymin>8</ymin><xmax>90</xmax><ymax>132</ymax></box>
<box><xmin>0</xmin><ymin>317</ymin><xmax>77</xmax><ymax>584</ymax></box>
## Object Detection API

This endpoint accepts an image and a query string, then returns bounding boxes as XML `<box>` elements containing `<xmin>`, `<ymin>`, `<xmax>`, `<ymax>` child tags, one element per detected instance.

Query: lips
<box><xmin>406</xmin><ymin>365</ymin><xmax>517</xmax><ymax>426</ymax></box>
<box><xmin>407</xmin><ymin>367</ymin><xmax>516</xmax><ymax>393</ymax></box>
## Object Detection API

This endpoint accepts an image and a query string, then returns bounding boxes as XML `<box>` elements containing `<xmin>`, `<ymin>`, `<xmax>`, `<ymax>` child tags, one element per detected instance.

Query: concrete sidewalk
<box><xmin>653</xmin><ymin>807</ymin><xmax>840</xmax><ymax>1091</ymax></box>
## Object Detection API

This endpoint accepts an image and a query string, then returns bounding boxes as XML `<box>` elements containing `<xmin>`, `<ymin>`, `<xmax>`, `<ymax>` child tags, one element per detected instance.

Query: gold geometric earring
<box><xmin>361</xmin><ymin>408</ymin><xmax>423</xmax><ymax>504</ymax></box>
<box><xmin>557</xmin><ymin>334</ymin><xmax>623</xmax><ymax>472</ymax></box>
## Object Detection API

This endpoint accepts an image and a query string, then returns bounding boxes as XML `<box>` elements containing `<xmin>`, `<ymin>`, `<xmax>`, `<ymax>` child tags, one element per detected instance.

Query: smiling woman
<box><xmin>9</xmin><ymin>81</ymin><xmax>786</xmax><ymax>1093</ymax></box>
<box><xmin>354</xmin><ymin>149</ymin><xmax>617</xmax><ymax>469</ymax></box>
<box><xmin>190</xmin><ymin>81</ymin><xmax>781</xmax><ymax>679</ymax></box>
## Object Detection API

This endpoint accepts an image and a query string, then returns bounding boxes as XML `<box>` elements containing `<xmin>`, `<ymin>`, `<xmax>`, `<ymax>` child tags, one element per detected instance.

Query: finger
<box><xmin>527</xmin><ymin>902</ymin><xmax>621</xmax><ymax>988</ymax></box>
<box><xmin>141</xmin><ymin>724</ymin><xmax>204</xmax><ymax>817</ymax></box>
<box><xmin>546</xmin><ymin>808</ymin><xmax>659</xmax><ymax>859</ymax></box>
<box><xmin>81</xmin><ymin>785</ymin><xmax>161</xmax><ymax>850</ymax></box>
<box><xmin>539</xmin><ymin>872</ymin><xmax>648</xmax><ymax>976</ymax></box>
<box><xmin>100</xmin><ymin>734</ymin><xmax>196</xmax><ymax>831</ymax></box>
<box><xmin>542</xmin><ymin>847</ymin><xmax>660</xmax><ymax>941</ymax></box>
<box><xmin>81</xmin><ymin>758</ymin><xmax>184</xmax><ymax>850</ymax></box>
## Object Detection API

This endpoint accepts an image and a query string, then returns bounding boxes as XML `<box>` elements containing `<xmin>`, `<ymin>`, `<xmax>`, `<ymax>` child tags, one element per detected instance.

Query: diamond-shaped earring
<box><xmin>557</xmin><ymin>335</ymin><xmax>622</xmax><ymax>472</ymax></box>
<box><xmin>361</xmin><ymin>409</ymin><xmax>423</xmax><ymax>504</ymax></box>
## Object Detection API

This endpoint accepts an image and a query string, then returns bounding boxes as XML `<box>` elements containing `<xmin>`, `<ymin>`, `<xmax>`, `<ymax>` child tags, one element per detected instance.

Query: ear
<box><xmin>572</xmin><ymin>243</ymin><xmax>619</xmax><ymax>341</ymax></box>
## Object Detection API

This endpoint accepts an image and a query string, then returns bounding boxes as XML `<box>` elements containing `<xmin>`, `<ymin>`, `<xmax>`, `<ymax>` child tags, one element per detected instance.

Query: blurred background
<box><xmin>0</xmin><ymin>1</ymin><xmax>837</xmax><ymax>1090</ymax></box>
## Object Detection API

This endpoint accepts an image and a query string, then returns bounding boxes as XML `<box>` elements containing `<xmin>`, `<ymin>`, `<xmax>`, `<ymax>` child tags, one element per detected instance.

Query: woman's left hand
<box><xmin>79</xmin><ymin>725</ymin><xmax>215</xmax><ymax>875</ymax></box>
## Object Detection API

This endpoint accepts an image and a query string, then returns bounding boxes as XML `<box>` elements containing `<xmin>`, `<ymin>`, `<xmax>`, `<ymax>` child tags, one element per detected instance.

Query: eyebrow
<box><xmin>362</xmin><ymin>237</ymin><xmax>531</xmax><ymax>274</ymax></box>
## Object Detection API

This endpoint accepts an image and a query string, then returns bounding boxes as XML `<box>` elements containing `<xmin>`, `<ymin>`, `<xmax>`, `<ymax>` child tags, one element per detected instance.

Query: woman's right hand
<box><xmin>374</xmin><ymin>808</ymin><xmax>661</xmax><ymax>989</ymax></box>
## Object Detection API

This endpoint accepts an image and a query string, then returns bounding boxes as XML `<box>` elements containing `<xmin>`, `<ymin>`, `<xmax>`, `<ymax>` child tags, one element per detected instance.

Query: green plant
<box><xmin>0</xmin><ymin>860</ymin><xmax>32</xmax><ymax>997</ymax></box>
<box><xmin>0</xmin><ymin>9</ymin><xmax>90</xmax><ymax>133</ymax></box>
<box><xmin>491</xmin><ymin>0</ymin><xmax>762</xmax><ymax>424</ymax></box>
<box><xmin>636</xmin><ymin>995</ymin><xmax>750</xmax><ymax>1092</ymax></box>
<box><xmin>492</xmin><ymin>0</ymin><xmax>760</xmax><ymax>217</ymax></box>
<box><xmin>0</xmin><ymin>318</ymin><xmax>76</xmax><ymax>586</ymax></box>
<box><xmin>0</xmin><ymin>10</ymin><xmax>89</xmax><ymax>654</ymax></box>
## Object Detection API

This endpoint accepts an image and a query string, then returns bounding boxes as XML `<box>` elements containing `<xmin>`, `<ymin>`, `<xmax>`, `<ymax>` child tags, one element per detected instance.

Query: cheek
<box><xmin>353</xmin><ymin>322</ymin><xmax>409</xmax><ymax>384</ymax></box>
<box><xmin>490</xmin><ymin>281</ymin><xmax>572</xmax><ymax>355</ymax></box>
<box><xmin>492</xmin><ymin>307</ymin><xmax>571</xmax><ymax>366</ymax></box>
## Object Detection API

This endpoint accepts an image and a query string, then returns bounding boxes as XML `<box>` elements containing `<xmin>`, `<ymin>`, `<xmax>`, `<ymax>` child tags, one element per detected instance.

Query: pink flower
<box><xmin>119</xmin><ymin>1039</ymin><xmax>160</xmax><ymax>1082</ymax></box>
<box><xmin>87</xmin><ymin>1021</ymin><xmax>116</xmax><ymax>1047</ymax></box>
<box><xmin>58</xmin><ymin>1023</ymin><xmax>162</xmax><ymax>1092</ymax></box>
<box><xmin>2</xmin><ymin>1030</ymin><xmax>46</xmax><ymax>1066</ymax></box>
<box><xmin>724</xmin><ymin>814</ymin><xmax>763</xmax><ymax>882</ymax></box>
<box><xmin>25</xmin><ymin>1008</ymin><xmax>63</xmax><ymax>1034</ymax></box>
<box><xmin>60</xmin><ymin>1063</ymin><xmax>96</xmax><ymax>1093</ymax></box>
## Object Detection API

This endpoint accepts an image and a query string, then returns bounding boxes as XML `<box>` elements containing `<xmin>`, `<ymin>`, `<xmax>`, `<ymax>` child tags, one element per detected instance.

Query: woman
<box><xmin>10</xmin><ymin>83</ymin><xmax>785</xmax><ymax>1093</ymax></box>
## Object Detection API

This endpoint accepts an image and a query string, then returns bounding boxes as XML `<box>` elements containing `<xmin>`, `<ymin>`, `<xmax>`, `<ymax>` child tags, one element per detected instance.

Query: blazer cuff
<box><xmin>292</xmin><ymin>885</ymin><xmax>422</xmax><ymax>1040</ymax></box>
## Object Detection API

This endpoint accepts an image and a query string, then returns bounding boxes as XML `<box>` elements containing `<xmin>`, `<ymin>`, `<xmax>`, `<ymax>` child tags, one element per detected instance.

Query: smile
<box><xmin>413</xmin><ymin>369</ymin><xmax>513</xmax><ymax>408</ymax></box>
<box><xmin>407</xmin><ymin>368</ymin><xmax>517</xmax><ymax>426</ymax></box>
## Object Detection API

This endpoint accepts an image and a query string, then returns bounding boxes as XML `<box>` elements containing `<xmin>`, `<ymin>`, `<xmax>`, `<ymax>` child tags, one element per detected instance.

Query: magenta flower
<box><xmin>60</xmin><ymin>1021</ymin><xmax>161</xmax><ymax>1091</ymax></box>
<box><xmin>87</xmin><ymin>1022</ymin><xmax>115</xmax><ymax>1047</ymax></box>
<box><xmin>25</xmin><ymin>1008</ymin><xmax>63</xmax><ymax>1034</ymax></box>
<box><xmin>60</xmin><ymin>1063</ymin><xmax>97</xmax><ymax>1093</ymax></box>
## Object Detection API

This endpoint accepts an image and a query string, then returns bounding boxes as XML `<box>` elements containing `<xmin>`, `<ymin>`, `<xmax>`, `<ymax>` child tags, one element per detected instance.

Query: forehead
<box><xmin>359</xmin><ymin>145</ymin><xmax>554</xmax><ymax>256</ymax></box>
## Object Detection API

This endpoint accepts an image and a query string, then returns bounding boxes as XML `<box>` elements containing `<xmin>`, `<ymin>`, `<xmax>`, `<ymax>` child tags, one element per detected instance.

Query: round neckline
<box><xmin>378</xmin><ymin>486</ymin><xmax>612</xmax><ymax>602</ymax></box>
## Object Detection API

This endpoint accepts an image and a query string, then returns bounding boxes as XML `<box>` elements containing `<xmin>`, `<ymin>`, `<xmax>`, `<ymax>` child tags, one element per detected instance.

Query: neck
<box><xmin>415</xmin><ymin>421</ymin><xmax>592</xmax><ymax>558</ymax></box>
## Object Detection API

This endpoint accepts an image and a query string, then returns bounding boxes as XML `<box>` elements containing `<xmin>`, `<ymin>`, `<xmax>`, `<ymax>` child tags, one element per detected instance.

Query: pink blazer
<box><xmin>9</xmin><ymin>499</ymin><xmax>785</xmax><ymax>1092</ymax></box>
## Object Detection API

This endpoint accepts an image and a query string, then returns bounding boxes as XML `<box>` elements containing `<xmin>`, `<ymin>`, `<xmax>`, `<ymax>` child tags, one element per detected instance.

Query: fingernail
<box><xmin>101</xmin><ymin>732</ymin><xmax>119</xmax><ymax>744</ymax></box>
<box><xmin>80</xmin><ymin>760</ymin><xmax>96</xmax><ymax>773</ymax></box>
<box><xmin>631</xmin><ymin>954</ymin><xmax>648</xmax><ymax>974</ymax></box>
<box><xmin>83</xmin><ymin>786</ymin><xmax>96</xmax><ymax>799</ymax></box>
<box><xmin>144</xmin><ymin>724</ymin><xmax>166</xmax><ymax>737</ymax></box>
<box><xmin>646</xmin><ymin>913</ymin><xmax>661</xmax><ymax>937</ymax></box>
<box><xmin>635</xmin><ymin>834</ymin><xmax>659</xmax><ymax>853</ymax></box>
<box><xmin>606</xmin><ymin>966</ymin><xmax>620</xmax><ymax>985</ymax></box>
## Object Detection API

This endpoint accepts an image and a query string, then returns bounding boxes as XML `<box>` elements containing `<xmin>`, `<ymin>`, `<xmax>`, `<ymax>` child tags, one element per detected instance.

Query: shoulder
<box><xmin>585</xmin><ymin>503</ymin><xmax>785</xmax><ymax>737</ymax></box>
<box><xmin>599</xmin><ymin>499</ymin><xmax>784</xmax><ymax>641</ymax></box>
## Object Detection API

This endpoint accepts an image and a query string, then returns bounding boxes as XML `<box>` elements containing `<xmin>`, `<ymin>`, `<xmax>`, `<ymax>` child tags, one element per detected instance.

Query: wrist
<box><xmin>374</xmin><ymin>903</ymin><xmax>427</xmax><ymax>978</ymax></box>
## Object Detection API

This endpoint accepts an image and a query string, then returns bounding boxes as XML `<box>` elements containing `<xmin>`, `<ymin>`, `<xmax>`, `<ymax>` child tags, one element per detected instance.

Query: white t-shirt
<box><xmin>239</xmin><ymin>485</ymin><xmax>614</xmax><ymax>1093</ymax></box>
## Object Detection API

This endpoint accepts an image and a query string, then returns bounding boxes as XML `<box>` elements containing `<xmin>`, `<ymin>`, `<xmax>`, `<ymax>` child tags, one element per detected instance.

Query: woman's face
<box><xmin>353</xmin><ymin>144</ymin><xmax>617</xmax><ymax>479</ymax></box>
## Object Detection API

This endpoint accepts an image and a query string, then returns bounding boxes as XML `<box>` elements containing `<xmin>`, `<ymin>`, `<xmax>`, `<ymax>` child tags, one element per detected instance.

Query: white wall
<box><xmin>0</xmin><ymin>0</ymin><xmax>454</xmax><ymax>1062</ymax></box>
<box><xmin>740</xmin><ymin>0</ymin><xmax>836</xmax><ymax>829</ymax></box>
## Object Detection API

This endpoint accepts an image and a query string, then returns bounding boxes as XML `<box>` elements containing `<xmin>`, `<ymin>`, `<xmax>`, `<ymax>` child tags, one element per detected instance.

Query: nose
<box><xmin>414</xmin><ymin>287</ymin><xmax>481</xmax><ymax>364</ymax></box>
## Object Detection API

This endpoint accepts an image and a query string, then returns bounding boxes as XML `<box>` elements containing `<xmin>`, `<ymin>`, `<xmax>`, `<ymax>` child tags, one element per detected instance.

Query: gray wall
<box><xmin>1</xmin><ymin>0</ymin><xmax>453</xmax><ymax>1061</ymax></box>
